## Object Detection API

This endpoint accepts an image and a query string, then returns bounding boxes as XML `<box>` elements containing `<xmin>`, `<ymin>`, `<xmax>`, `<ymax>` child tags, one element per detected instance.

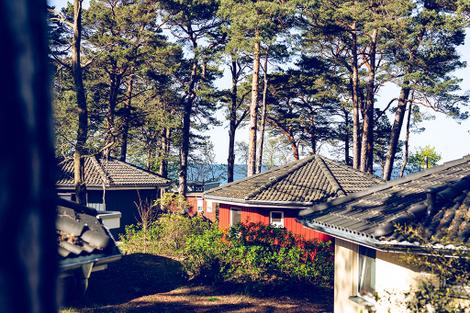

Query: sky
<box><xmin>50</xmin><ymin>0</ymin><xmax>470</xmax><ymax>164</ymax></box>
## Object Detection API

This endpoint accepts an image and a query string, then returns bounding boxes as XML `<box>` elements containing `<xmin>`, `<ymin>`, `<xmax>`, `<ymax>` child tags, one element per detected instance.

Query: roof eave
<box><xmin>203</xmin><ymin>195</ymin><xmax>314</xmax><ymax>208</ymax></box>
<box><xmin>60</xmin><ymin>253</ymin><xmax>122</xmax><ymax>272</ymax></box>
<box><xmin>298</xmin><ymin>219</ymin><xmax>468</xmax><ymax>255</ymax></box>
<box><xmin>57</xmin><ymin>183</ymin><xmax>170</xmax><ymax>190</ymax></box>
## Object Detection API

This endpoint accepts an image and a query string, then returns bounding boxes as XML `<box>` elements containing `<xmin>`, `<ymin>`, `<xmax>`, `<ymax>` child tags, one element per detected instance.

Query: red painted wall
<box><xmin>186</xmin><ymin>195</ymin><xmax>216</xmax><ymax>222</ymax></box>
<box><xmin>218</xmin><ymin>203</ymin><xmax>331</xmax><ymax>241</ymax></box>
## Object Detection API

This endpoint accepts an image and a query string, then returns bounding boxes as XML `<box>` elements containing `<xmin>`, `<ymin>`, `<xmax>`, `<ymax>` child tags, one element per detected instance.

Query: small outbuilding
<box><xmin>204</xmin><ymin>155</ymin><xmax>382</xmax><ymax>240</ymax></box>
<box><xmin>298</xmin><ymin>155</ymin><xmax>470</xmax><ymax>313</ymax></box>
<box><xmin>56</xmin><ymin>155</ymin><xmax>170</xmax><ymax>233</ymax></box>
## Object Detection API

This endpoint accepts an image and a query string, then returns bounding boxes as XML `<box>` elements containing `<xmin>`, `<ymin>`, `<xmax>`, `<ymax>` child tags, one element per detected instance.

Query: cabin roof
<box><xmin>204</xmin><ymin>155</ymin><xmax>382</xmax><ymax>207</ymax></box>
<box><xmin>56</xmin><ymin>198</ymin><xmax>121</xmax><ymax>271</ymax></box>
<box><xmin>298</xmin><ymin>155</ymin><xmax>470</xmax><ymax>252</ymax></box>
<box><xmin>56</xmin><ymin>155</ymin><xmax>170</xmax><ymax>189</ymax></box>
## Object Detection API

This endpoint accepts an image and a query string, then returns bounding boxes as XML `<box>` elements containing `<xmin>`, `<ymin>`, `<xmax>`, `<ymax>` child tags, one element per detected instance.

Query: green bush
<box><xmin>120</xmin><ymin>217</ymin><xmax>334</xmax><ymax>289</ymax></box>
<box><xmin>119</xmin><ymin>213</ymin><xmax>212</xmax><ymax>257</ymax></box>
<box><xmin>183</xmin><ymin>222</ymin><xmax>334</xmax><ymax>288</ymax></box>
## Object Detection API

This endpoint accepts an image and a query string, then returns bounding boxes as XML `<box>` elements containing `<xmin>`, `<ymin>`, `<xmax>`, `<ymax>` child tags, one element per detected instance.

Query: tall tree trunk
<box><xmin>400</xmin><ymin>94</ymin><xmax>414</xmax><ymax>177</ymax></box>
<box><xmin>104</xmin><ymin>71</ymin><xmax>120</xmax><ymax>159</ymax></box>
<box><xmin>310</xmin><ymin>132</ymin><xmax>317</xmax><ymax>154</ymax></box>
<box><xmin>159</xmin><ymin>128</ymin><xmax>170</xmax><ymax>178</ymax></box>
<box><xmin>247</xmin><ymin>32</ymin><xmax>261</xmax><ymax>177</ymax></box>
<box><xmin>360</xmin><ymin>30</ymin><xmax>377</xmax><ymax>174</ymax></box>
<box><xmin>120</xmin><ymin>76</ymin><xmax>133</xmax><ymax>162</ymax></box>
<box><xmin>72</xmin><ymin>0</ymin><xmax>88</xmax><ymax>205</ymax></box>
<box><xmin>351</xmin><ymin>19</ymin><xmax>361</xmax><ymax>170</ymax></box>
<box><xmin>288</xmin><ymin>133</ymin><xmax>299</xmax><ymax>160</ymax></box>
<box><xmin>256</xmin><ymin>50</ymin><xmax>269</xmax><ymax>174</ymax></box>
<box><xmin>344</xmin><ymin>109</ymin><xmax>350</xmax><ymax>164</ymax></box>
<box><xmin>0</xmin><ymin>0</ymin><xmax>58</xmax><ymax>311</ymax></box>
<box><xmin>179</xmin><ymin>61</ymin><xmax>198</xmax><ymax>195</ymax></box>
<box><xmin>227</xmin><ymin>59</ymin><xmax>237</xmax><ymax>183</ymax></box>
<box><xmin>383</xmin><ymin>86</ymin><xmax>410</xmax><ymax>180</ymax></box>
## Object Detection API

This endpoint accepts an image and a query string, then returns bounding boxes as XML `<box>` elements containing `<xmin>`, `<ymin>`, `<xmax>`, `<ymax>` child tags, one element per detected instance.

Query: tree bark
<box><xmin>344</xmin><ymin>109</ymin><xmax>350</xmax><ymax>164</ymax></box>
<box><xmin>104</xmin><ymin>70</ymin><xmax>121</xmax><ymax>159</ymax></box>
<box><xmin>227</xmin><ymin>59</ymin><xmax>237</xmax><ymax>183</ymax></box>
<box><xmin>400</xmin><ymin>95</ymin><xmax>414</xmax><ymax>177</ymax></box>
<box><xmin>360</xmin><ymin>30</ymin><xmax>377</xmax><ymax>174</ymax></box>
<box><xmin>256</xmin><ymin>50</ymin><xmax>269</xmax><ymax>174</ymax></box>
<box><xmin>159</xmin><ymin>128</ymin><xmax>170</xmax><ymax>178</ymax></box>
<box><xmin>247</xmin><ymin>32</ymin><xmax>261</xmax><ymax>177</ymax></box>
<box><xmin>178</xmin><ymin>60</ymin><xmax>198</xmax><ymax>195</ymax></box>
<box><xmin>383</xmin><ymin>86</ymin><xmax>410</xmax><ymax>180</ymax></box>
<box><xmin>0</xmin><ymin>0</ymin><xmax>58</xmax><ymax>311</ymax></box>
<box><xmin>72</xmin><ymin>0</ymin><xmax>88</xmax><ymax>205</ymax></box>
<box><xmin>120</xmin><ymin>76</ymin><xmax>133</xmax><ymax>162</ymax></box>
<box><xmin>351</xmin><ymin>19</ymin><xmax>361</xmax><ymax>170</ymax></box>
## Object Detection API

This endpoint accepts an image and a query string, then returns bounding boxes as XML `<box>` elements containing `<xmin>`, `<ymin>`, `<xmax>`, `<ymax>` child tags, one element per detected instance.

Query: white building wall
<box><xmin>334</xmin><ymin>239</ymin><xmax>362</xmax><ymax>313</ymax></box>
<box><xmin>334</xmin><ymin>239</ymin><xmax>427</xmax><ymax>313</ymax></box>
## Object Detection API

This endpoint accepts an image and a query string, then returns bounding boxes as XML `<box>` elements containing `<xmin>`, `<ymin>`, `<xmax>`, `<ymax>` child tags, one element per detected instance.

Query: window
<box><xmin>270</xmin><ymin>211</ymin><xmax>284</xmax><ymax>228</ymax></box>
<box><xmin>197</xmin><ymin>198</ymin><xmax>204</xmax><ymax>213</ymax></box>
<box><xmin>206</xmin><ymin>200</ymin><xmax>213</xmax><ymax>213</ymax></box>
<box><xmin>230</xmin><ymin>208</ymin><xmax>241</xmax><ymax>226</ymax></box>
<box><xmin>358</xmin><ymin>246</ymin><xmax>376</xmax><ymax>297</ymax></box>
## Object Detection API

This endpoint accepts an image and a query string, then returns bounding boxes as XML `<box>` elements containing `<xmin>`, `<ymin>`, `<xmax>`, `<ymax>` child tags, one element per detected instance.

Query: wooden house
<box><xmin>186</xmin><ymin>181</ymin><xmax>220</xmax><ymax>221</ymax></box>
<box><xmin>56</xmin><ymin>155</ymin><xmax>170</xmax><ymax>234</ymax></box>
<box><xmin>298</xmin><ymin>155</ymin><xmax>470</xmax><ymax>313</ymax></box>
<box><xmin>204</xmin><ymin>155</ymin><xmax>382</xmax><ymax>240</ymax></box>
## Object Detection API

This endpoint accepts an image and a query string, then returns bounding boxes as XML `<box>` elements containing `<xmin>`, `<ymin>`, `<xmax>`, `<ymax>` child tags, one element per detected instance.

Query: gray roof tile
<box><xmin>299</xmin><ymin>155</ymin><xmax>470</xmax><ymax>247</ymax></box>
<box><xmin>56</xmin><ymin>198</ymin><xmax>120</xmax><ymax>264</ymax></box>
<box><xmin>205</xmin><ymin>155</ymin><xmax>382</xmax><ymax>205</ymax></box>
<box><xmin>56</xmin><ymin>155</ymin><xmax>170</xmax><ymax>188</ymax></box>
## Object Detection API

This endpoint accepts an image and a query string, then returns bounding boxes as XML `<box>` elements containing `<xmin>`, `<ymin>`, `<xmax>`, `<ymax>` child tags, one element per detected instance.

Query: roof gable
<box><xmin>205</xmin><ymin>155</ymin><xmax>382</xmax><ymax>206</ymax></box>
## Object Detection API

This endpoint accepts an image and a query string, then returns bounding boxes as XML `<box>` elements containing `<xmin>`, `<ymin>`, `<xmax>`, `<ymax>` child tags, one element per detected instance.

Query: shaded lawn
<box><xmin>63</xmin><ymin>253</ymin><xmax>333</xmax><ymax>313</ymax></box>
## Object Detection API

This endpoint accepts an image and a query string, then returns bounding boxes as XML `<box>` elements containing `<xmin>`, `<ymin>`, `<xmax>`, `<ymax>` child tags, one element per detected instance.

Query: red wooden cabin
<box><xmin>204</xmin><ymin>155</ymin><xmax>382</xmax><ymax>241</ymax></box>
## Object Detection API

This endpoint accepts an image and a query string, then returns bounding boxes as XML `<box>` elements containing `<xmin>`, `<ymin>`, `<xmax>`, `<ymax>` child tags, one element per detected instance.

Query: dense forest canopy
<box><xmin>48</xmin><ymin>0</ymin><xmax>470</xmax><ymax>195</ymax></box>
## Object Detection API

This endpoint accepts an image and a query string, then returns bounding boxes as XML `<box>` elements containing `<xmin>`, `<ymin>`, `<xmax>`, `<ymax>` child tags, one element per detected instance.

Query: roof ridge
<box><xmin>320</xmin><ymin>156</ymin><xmax>383</xmax><ymax>182</ymax></box>
<box><xmin>204</xmin><ymin>156</ymin><xmax>314</xmax><ymax>196</ymax></box>
<box><xmin>91</xmin><ymin>155</ymin><xmax>111</xmax><ymax>186</ymax></box>
<box><xmin>244</xmin><ymin>155</ymin><xmax>316</xmax><ymax>200</ymax></box>
<box><xmin>108</xmin><ymin>156</ymin><xmax>170</xmax><ymax>182</ymax></box>
<box><xmin>315</xmin><ymin>155</ymin><xmax>346</xmax><ymax>197</ymax></box>
<box><xmin>299</xmin><ymin>154</ymin><xmax>470</xmax><ymax>218</ymax></box>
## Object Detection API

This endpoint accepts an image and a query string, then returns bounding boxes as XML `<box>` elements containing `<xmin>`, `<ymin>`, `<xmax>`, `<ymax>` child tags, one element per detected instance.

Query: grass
<box><xmin>61</xmin><ymin>253</ymin><xmax>333</xmax><ymax>313</ymax></box>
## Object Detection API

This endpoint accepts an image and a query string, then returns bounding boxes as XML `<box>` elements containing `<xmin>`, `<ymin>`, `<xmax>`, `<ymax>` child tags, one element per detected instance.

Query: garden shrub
<box><xmin>183</xmin><ymin>222</ymin><xmax>334</xmax><ymax>288</ymax></box>
<box><xmin>121</xmin><ymin>217</ymin><xmax>334</xmax><ymax>288</ymax></box>
<box><xmin>119</xmin><ymin>213</ymin><xmax>211</xmax><ymax>257</ymax></box>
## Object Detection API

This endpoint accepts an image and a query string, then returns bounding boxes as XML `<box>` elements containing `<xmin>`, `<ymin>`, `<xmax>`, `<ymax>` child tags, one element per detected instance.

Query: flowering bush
<box><xmin>184</xmin><ymin>222</ymin><xmax>333</xmax><ymax>288</ymax></box>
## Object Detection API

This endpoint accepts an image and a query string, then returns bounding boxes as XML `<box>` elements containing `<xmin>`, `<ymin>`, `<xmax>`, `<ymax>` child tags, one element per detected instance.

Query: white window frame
<box><xmin>206</xmin><ymin>200</ymin><xmax>213</xmax><ymax>213</ymax></box>
<box><xmin>197</xmin><ymin>198</ymin><xmax>204</xmax><ymax>213</ymax></box>
<box><xmin>357</xmin><ymin>245</ymin><xmax>376</xmax><ymax>297</ymax></box>
<box><xmin>230</xmin><ymin>207</ymin><xmax>241</xmax><ymax>226</ymax></box>
<box><xmin>269</xmin><ymin>211</ymin><xmax>284</xmax><ymax>228</ymax></box>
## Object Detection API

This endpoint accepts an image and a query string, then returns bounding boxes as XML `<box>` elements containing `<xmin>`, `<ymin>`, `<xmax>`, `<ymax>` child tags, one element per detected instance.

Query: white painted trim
<box><xmin>204</xmin><ymin>198</ymin><xmax>305</xmax><ymax>209</ymax></box>
<box><xmin>230</xmin><ymin>207</ymin><xmax>241</xmax><ymax>227</ymax></box>
<box><xmin>269</xmin><ymin>211</ymin><xmax>285</xmax><ymax>228</ymax></box>
<box><xmin>56</xmin><ymin>186</ymin><xmax>162</xmax><ymax>191</ymax></box>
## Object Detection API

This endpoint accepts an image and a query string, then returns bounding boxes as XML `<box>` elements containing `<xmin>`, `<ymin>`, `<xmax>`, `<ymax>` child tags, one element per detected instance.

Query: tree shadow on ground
<box><xmin>64</xmin><ymin>253</ymin><xmax>188</xmax><ymax>307</ymax></box>
<box><xmin>62</xmin><ymin>253</ymin><xmax>333</xmax><ymax>313</ymax></box>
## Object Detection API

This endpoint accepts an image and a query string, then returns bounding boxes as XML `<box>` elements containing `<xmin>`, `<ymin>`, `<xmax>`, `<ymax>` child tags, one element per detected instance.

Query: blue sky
<box><xmin>50</xmin><ymin>0</ymin><xmax>470</xmax><ymax>164</ymax></box>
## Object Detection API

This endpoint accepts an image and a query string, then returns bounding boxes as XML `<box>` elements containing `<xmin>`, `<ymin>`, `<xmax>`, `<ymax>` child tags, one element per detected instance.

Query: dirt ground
<box><xmin>62</xmin><ymin>253</ymin><xmax>333</xmax><ymax>313</ymax></box>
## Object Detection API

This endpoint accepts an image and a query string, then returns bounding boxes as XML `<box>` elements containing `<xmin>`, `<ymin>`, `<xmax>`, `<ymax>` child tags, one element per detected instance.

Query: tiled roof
<box><xmin>56</xmin><ymin>155</ymin><xmax>170</xmax><ymax>189</ymax></box>
<box><xmin>298</xmin><ymin>155</ymin><xmax>470</xmax><ymax>250</ymax></box>
<box><xmin>204</xmin><ymin>155</ymin><xmax>382</xmax><ymax>206</ymax></box>
<box><xmin>56</xmin><ymin>198</ymin><xmax>120</xmax><ymax>270</ymax></box>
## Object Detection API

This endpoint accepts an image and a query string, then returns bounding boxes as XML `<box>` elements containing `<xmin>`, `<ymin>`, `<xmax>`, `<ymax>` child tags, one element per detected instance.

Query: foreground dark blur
<box><xmin>0</xmin><ymin>0</ymin><xmax>58</xmax><ymax>312</ymax></box>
